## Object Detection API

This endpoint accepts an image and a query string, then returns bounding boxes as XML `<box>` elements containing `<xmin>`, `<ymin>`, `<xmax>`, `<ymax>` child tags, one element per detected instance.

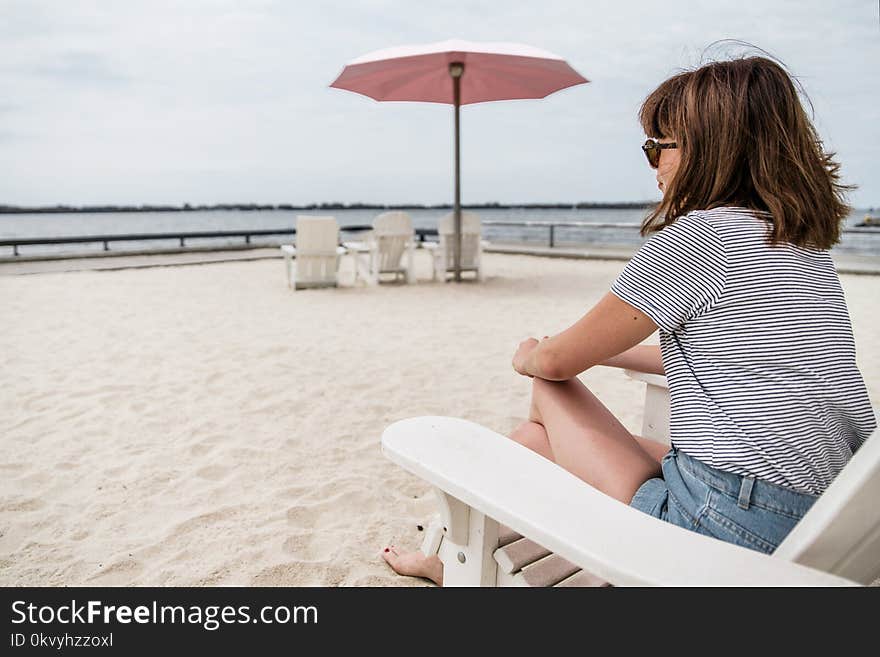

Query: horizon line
<box><xmin>0</xmin><ymin>201</ymin><xmax>662</xmax><ymax>214</ymax></box>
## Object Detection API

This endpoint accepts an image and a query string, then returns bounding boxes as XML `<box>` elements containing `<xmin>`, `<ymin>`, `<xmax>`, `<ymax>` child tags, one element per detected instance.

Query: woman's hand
<box><xmin>512</xmin><ymin>338</ymin><xmax>541</xmax><ymax>377</ymax></box>
<box><xmin>515</xmin><ymin>292</ymin><xmax>658</xmax><ymax>381</ymax></box>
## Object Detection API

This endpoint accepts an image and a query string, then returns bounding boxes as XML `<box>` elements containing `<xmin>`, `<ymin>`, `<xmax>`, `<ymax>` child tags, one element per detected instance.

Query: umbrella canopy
<box><xmin>330</xmin><ymin>39</ymin><xmax>589</xmax><ymax>280</ymax></box>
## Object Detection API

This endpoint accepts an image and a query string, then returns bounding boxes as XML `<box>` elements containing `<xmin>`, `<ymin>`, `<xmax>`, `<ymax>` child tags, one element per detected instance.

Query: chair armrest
<box><xmin>342</xmin><ymin>240</ymin><xmax>374</xmax><ymax>252</ymax></box>
<box><xmin>623</xmin><ymin>369</ymin><xmax>668</xmax><ymax>389</ymax></box>
<box><xmin>281</xmin><ymin>244</ymin><xmax>344</xmax><ymax>256</ymax></box>
<box><xmin>381</xmin><ymin>416</ymin><xmax>857</xmax><ymax>586</ymax></box>
<box><xmin>623</xmin><ymin>369</ymin><xmax>670</xmax><ymax>444</ymax></box>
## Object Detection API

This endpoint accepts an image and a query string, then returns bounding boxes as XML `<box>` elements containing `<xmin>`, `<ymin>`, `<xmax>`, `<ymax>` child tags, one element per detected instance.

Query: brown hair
<box><xmin>639</xmin><ymin>55</ymin><xmax>851</xmax><ymax>249</ymax></box>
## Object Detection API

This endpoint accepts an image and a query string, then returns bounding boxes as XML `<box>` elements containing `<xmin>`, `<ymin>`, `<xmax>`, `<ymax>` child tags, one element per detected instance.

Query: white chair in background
<box><xmin>424</xmin><ymin>211</ymin><xmax>486</xmax><ymax>282</ymax></box>
<box><xmin>279</xmin><ymin>215</ymin><xmax>347</xmax><ymax>290</ymax></box>
<box><xmin>344</xmin><ymin>211</ymin><xmax>416</xmax><ymax>285</ymax></box>
<box><xmin>381</xmin><ymin>371</ymin><xmax>880</xmax><ymax>586</ymax></box>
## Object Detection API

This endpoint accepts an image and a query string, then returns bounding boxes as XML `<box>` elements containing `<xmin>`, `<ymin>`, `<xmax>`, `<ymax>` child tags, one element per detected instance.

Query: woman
<box><xmin>383</xmin><ymin>55</ymin><xmax>877</xmax><ymax>586</ymax></box>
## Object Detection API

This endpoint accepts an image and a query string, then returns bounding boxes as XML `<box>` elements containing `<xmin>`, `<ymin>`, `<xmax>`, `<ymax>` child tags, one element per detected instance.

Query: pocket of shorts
<box><xmin>697</xmin><ymin>491</ymin><xmax>780</xmax><ymax>554</ymax></box>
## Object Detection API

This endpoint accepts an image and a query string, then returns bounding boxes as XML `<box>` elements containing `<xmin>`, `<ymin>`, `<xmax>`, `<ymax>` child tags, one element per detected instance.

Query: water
<box><xmin>0</xmin><ymin>207</ymin><xmax>877</xmax><ymax>258</ymax></box>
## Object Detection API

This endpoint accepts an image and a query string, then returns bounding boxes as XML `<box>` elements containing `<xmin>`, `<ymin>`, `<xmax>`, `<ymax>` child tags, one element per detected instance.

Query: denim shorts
<box><xmin>629</xmin><ymin>447</ymin><xmax>818</xmax><ymax>554</ymax></box>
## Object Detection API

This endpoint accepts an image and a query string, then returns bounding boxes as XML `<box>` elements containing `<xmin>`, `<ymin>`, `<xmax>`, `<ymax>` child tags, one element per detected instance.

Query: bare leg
<box><xmin>509</xmin><ymin>418</ymin><xmax>668</xmax><ymax>467</ymax></box>
<box><xmin>509</xmin><ymin>420</ymin><xmax>555</xmax><ymax>461</ymax></box>
<box><xmin>636</xmin><ymin>434</ymin><xmax>671</xmax><ymax>464</ymax></box>
<box><xmin>528</xmin><ymin>377</ymin><xmax>661</xmax><ymax>504</ymax></box>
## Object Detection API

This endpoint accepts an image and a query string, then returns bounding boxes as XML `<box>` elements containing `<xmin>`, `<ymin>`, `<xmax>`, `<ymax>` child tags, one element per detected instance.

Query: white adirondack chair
<box><xmin>280</xmin><ymin>215</ymin><xmax>347</xmax><ymax>290</ymax></box>
<box><xmin>342</xmin><ymin>212</ymin><xmax>416</xmax><ymax>286</ymax></box>
<box><xmin>424</xmin><ymin>211</ymin><xmax>486</xmax><ymax>282</ymax></box>
<box><xmin>381</xmin><ymin>370</ymin><xmax>880</xmax><ymax>586</ymax></box>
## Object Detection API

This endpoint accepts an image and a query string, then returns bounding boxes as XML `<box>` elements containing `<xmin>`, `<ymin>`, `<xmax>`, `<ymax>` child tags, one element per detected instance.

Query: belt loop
<box><xmin>738</xmin><ymin>476</ymin><xmax>756</xmax><ymax>510</ymax></box>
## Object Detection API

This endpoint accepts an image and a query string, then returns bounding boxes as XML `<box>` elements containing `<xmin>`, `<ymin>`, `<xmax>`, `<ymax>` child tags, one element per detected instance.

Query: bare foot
<box><xmin>382</xmin><ymin>545</ymin><xmax>444</xmax><ymax>586</ymax></box>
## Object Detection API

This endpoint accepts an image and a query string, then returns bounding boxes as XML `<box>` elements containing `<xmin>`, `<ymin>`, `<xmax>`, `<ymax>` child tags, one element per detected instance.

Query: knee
<box><xmin>509</xmin><ymin>420</ymin><xmax>547</xmax><ymax>451</ymax></box>
<box><xmin>530</xmin><ymin>376</ymin><xmax>568</xmax><ymax>402</ymax></box>
<box><xmin>509</xmin><ymin>420</ymin><xmax>531</xmax><ymax>441</ymax></box>
<box><xmin>529</xmin><ymin>377</ymin><xmax>571</xmax><ymax>421</ymax></box>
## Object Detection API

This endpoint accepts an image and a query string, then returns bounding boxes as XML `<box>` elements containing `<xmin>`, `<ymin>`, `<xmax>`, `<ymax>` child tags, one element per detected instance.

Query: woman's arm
<box><xmin>516</xmin><ymin>292</ymin><xmax>659</xmax><ymax>381</ymax></box>
<box><xmin>598</xmin><ymin>344</ymin><xmax>664</xmax><ymax>375</ymax></box>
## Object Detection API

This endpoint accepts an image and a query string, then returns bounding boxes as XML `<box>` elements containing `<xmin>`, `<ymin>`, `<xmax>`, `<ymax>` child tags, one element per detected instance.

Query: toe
<box><xmin>382</xmin><ymin>545</ymin><xmax>408</xmax><ymax>569</ymax></box>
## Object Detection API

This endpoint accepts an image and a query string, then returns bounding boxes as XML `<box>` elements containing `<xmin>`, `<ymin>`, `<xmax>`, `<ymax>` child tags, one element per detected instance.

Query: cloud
<box><xmin>0</xmin><ymin>0</ymin><xmax>876</xmax><ymax>206</ymax></box>
<box><xmin>32</xmin><ymin>51</ymin><xmax>130</xmax><ymax>86</ymax></box>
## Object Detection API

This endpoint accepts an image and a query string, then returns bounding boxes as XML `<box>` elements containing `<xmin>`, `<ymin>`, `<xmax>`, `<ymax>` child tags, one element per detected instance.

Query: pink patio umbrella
<box><xmin>330</xmin><ymin>39</ymin><xmax>589</xmax><ymax>281</ymax></box>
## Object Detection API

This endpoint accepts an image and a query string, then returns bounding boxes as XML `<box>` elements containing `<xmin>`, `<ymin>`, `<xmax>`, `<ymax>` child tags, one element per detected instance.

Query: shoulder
<box><xmin>659</xmin><ymin>207</ymin><xmax>777</xmax><ymax>249</ymax></box>
<box><xmin>684</xmin><ymin>206</ymin><xmax>772</xmax><ymax>233</ymax></box>
<box><xmin>649</xmin><ymin>210</ymin><xmax>724</xmax><ymax>247</ymax></box>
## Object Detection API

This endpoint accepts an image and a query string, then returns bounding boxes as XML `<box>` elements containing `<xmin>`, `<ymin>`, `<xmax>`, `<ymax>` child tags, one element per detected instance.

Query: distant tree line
<box><xmin>0</xmin><ymin>201</ymin><xmax>657</xmax><ymax>214</ymax></box>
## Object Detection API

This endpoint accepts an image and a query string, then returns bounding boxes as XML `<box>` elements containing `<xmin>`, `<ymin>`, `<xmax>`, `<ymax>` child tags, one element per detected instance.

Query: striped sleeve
<box><xmin>611</xmin><ymin>213</ymin><xmax>727</xmax><ymax>333</ymax></box>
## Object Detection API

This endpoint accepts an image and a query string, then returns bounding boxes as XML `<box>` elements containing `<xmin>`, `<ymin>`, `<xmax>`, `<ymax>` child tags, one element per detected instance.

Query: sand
<box><xmin>1</xmin><ymin>251</ymin><xmax>877</xmax><ymax>586</ymax></box>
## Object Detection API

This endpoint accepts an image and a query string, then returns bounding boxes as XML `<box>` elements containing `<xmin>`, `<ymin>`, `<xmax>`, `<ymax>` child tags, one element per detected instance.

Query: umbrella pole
<box><xmin>450</xmin><ymin>62</ymin><xmax>463</xmax><ymax>282</ymax></box>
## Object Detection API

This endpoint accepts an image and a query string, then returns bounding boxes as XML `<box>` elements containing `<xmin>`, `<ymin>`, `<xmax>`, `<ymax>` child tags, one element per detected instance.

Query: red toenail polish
<box><xmin>384</xmin><ymin>548</ymin><xmax>389</xmax><ymax>552</ymax></box>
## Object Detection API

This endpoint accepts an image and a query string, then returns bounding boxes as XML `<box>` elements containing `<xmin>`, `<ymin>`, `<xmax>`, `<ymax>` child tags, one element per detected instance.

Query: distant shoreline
<box><xmin>0</xmin><ymin>202</ymin><xmax>657</xmax><ymax>215</ymax></box>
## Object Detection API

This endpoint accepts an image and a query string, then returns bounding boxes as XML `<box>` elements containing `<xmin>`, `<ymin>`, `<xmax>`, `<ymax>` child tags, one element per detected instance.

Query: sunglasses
<box><xmin>642</xmin><ymin>138</ymin><xmax>678</xmax><ymax>168</ymax></box>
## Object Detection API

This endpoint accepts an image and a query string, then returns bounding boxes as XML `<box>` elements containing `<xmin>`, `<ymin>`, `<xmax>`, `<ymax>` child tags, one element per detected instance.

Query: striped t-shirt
<box><xmin>610</xmin><ymin>206</ymin><xmax>876</xmax><ymax>495</ymax></box>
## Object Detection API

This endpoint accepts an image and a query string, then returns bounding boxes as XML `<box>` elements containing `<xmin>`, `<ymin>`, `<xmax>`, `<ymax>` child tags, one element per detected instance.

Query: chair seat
<box><xmin>493</xmin><ymin>526</ymin><xmax>609</xmax><ymax>587</ymax></box>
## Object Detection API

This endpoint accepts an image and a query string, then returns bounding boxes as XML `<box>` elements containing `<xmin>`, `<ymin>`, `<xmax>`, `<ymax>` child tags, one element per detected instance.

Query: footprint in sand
<box><xmin>188</xmin><ymin>441</ymin><xmax>215</xmax><ymax>457</ymax></box>
<box><xmin>250</xmin><ymin>562</ymin><xmax>315</xmax><ymax>586</ymax></box>
<box><xmin>285</xmin><ymin>489</ymin><xmax>379</xmax><ymax>530</ymax></box>
<box><xmin>168</xmin><ymin>507</ymin><xmax>245</xmax><ymax>536</ymax></box>
<box><xmin>285</xmin><ymin>503</ymin><xmax>346</xmax><ymax>531</ymax></box>
<box><xmin>281</xmin><ymin>533</ymin><xmax>340</xmax><ymax>563</ymax></box>
<box><xmin>17</xmin><ymin>471</ymin><xmax>51</xmax><ymax>486</ymax></box>
<box><xmin>101</xmin><ymin>464</ymin><xmax>129</xmax><ymax>478</ymax></box>
<box><xmin>195</xmin><ymin>464</ymin><xmax>229</xmax><ymax>481</ymax></box>
<box><xmin>85</xmin><ymin>558</ymin><xmax>143</xmax><ymax>585</ymax></box>
<box><xmin>0</xmin><ymin>497</ymin><xmax>44</xmax><ymax>513</ymax></box>
<box><xmin>279</xmin><ymin>484</ymin><xmax>312</xmax><ymax>501</ymax></box>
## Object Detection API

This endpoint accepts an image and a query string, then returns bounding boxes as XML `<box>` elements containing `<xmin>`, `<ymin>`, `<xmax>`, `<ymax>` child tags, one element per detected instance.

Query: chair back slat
<box><xmin>373</xmin><ymin>211</ymin><xmax>413</xmax><ymax>235</ymax></box>
<box><xmin>295</xmin><ymin>215</ymin><xmax>339</xmax><ymax>255</ymax></box>
<box><xmin>376</xmin><ymin>235</ymin><xmax>407</xmax><ymax>271</ymax></box>
<box><xmin>775</xmin><ymin>424</ymin><xmax>880</xmax><ymax>584</ymax></box>
<box><xmin>438</xmin><ymin>212</ymin><xmax>481</xmax><ymax>270</ymax></box>
<box><xmin>293</xmin><ymin>215</ymin><xmax>341</xmax><ymax>288</ymax></box>
<box><xmin>373</xmin><ymin>212</ymin><xmax>413</xmax><ymax>273</ymax></box>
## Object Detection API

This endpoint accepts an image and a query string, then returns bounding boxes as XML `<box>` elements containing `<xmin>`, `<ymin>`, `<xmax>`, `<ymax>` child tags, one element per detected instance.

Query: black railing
<box><xmin>483</xmin><ymin>220</ymin><xmax>640</xmax><ymax>248</ymax></box>
<box><xmin>1</xmin><ymin>229</ymin><xmax>294</xmax><ymax>256</ymax></box>
<box><xmin>0</xmin><ymin>226</ymin><xmax>444</xmax><ymax>257</ymax></box>
<box><xmin>482</xmin><ymin>220</ymin><xmax>880</xmax><ymax>249</ymax></box>
<box><xmin>1</xmin><ymin>221</ymin><xmax>876</xmax><ymax>256</ymax></box>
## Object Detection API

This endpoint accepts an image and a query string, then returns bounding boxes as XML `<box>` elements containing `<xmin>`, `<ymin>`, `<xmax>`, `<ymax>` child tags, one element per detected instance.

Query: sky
<box><xmin>0</xmin><ymin>0</ymin><xmax>878</xmax><ymax>207</ymax></box>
